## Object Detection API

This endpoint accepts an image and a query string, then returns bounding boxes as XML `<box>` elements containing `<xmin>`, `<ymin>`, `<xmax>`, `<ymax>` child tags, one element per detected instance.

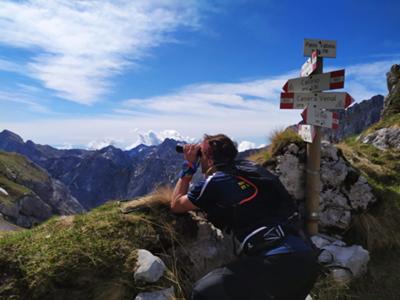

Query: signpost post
<box><xmin>279</xmin><ymin>38</ymin><xmax>353</xmax><ymax>235</ymax></box>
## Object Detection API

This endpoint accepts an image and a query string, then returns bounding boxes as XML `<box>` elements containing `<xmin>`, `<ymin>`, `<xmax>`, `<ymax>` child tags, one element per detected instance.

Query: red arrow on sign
<box><xmin>280</xmin><ymin>92</ymin><xmax>353</xmax><ymax>110</ymax></box>
<box><xmin>301</xmin><ymin>105</ymin><xmax>339</xmax><ymax>129</ymax></box>
<box><xmin>283</xmin><ymin>69</ymin><xmax>345</xmax><ymax>92</ymax></box>
<box><xmin>300</xmin><ymin>50</ymin><xmax>318</xmax><ymax>77</ymax></box>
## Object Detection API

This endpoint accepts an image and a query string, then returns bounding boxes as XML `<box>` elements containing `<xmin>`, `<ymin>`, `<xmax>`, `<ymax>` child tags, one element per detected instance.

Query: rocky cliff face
<box><xmin>0</xmin><ymin>151</ymin><xmax>84</xmax><ymax>228</ymax></box>
<box><xmin>382</xmin><ymin>64</ymin><xmax>400</xmax><ymax>117</ymax></box>
<box><xmin>321</xmin><ymin>95</ymin><xmax>384</xmax><ymax>142</ymax></box>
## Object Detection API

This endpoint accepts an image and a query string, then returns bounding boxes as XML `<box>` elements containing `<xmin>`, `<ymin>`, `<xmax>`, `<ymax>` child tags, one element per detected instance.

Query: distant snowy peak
<box><xmin>238</xmin><ymin>141</ymin><xmax>266</xmax><ymax>152</ymax></box>
<box><xmin>126</xmin><ymin>130</ymin><xmax>197</xmax><ymax>150</ymax></box>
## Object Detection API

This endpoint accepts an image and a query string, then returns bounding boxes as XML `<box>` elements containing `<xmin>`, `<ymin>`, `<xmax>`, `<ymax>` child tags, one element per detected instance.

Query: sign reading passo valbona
<box><xmin>303</xmin><ymin>39</ymin><xmax>336</xmax><ymax>58</ymax></box>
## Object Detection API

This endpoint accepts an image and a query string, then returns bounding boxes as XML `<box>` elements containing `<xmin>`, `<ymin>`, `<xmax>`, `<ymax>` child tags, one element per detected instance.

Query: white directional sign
<box><xmin>304</xmin><ymin>39</ymin><xmax>336</xmax><ymax>58</ymax></box>
<box><xmin>301</xmin><ymin>105</ymin><xmax>339</xmax><ymax>129</ymax></box>
<box><xmin>298</xmin><ymin>124</ymin><xmax>316</xmax><ymax>143</ymax></box>
<box><xmin>300</xmin><ymin>50</ymin><xmax>318</xmax><ymax>77</ymax></box>
<box><xmin>283</xmin><ymin>69</ymin><xmax>345</xmax><ymax>92</ymax></box>
<box><xmin>280</xmin><ymin>92</ymin><xmax>353</xmax><ymax>110</ymax></box>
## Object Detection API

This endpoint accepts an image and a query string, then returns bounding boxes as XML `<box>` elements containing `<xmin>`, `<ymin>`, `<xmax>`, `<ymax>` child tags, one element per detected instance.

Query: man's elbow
<box><xmin>170</xmin><ymin>199</ymin><xmax>180</xmax><ymax>213</ymax></box>
<box><xmin>170</xmin><ymin>195</ymin><xmax>194</xmax><ymax>214</ymax></box>
<box><xmin>170</xmin><ymin>197</ymin><xmax>184</xmax><ymax>214</ymax></box>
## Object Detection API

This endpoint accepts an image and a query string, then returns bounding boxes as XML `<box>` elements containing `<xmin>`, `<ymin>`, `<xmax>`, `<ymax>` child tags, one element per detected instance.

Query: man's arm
<box><xmin>171</xmin><ymin>143</ymin><xmax>200</xmax><ymax>214</ymax></box>
<box><xmin>170</xmin><ymin>177</ymin><xmax>198</xmax><ymax>213</ymax></box>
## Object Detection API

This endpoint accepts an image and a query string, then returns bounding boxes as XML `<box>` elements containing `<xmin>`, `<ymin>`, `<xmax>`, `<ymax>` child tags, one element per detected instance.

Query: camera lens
<box><xmin>176</xmin><ymin>145</ymin><xmax>184</xmax><ymax>153</ymax></box>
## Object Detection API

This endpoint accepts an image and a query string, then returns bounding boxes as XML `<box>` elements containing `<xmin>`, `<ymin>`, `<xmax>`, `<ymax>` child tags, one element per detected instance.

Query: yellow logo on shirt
<box><xmin>238</xmin><ymin>181</ymin><xmax>251</xmax><ymax>190</ymax></box>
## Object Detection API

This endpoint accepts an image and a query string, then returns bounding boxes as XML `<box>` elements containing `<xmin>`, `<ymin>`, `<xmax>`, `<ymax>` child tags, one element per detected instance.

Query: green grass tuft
<box><xmin>0</xmin><ymin>198</ymin><xmax>191</xmax><ymax>299</ymax></box>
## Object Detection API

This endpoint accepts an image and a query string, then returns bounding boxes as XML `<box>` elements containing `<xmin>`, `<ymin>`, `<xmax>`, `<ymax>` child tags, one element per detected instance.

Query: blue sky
<box><xmin>0</xmin><ymin>0</ymin><xmax>399</xmax><ymax>150</ymax></box>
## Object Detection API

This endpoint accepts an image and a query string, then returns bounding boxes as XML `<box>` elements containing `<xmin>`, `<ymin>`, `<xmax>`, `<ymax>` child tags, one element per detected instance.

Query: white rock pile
<box><xmin>266</xmin><ymin>141</ymin><xmax>374</xmax><ymax>281</ymax></box>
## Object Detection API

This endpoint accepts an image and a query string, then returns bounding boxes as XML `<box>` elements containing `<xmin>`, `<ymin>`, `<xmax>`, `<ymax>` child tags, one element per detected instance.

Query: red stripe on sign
<box><xmin>330</xmin><ymin>82</ymin><xmax>344</xmax><ymax>89</ymax></box>
<box><xmin>282</xmin><ymin>81</ymin><xmax>289</xmax><ymax>92</ymax></box>
<box><xmin>330</xmin><ymin>69</ymin><xmax>345</xmax><ymax>78</ymax></box>
<box><xmin>332</xmin><ymin>112</ymin><xmax>339</xmax><ymax>119</ymax></box>
<box><xmin>301</xmin><ymin>107</ymin><xmax>307</xmax><ymax>122</ymax></box>
<box><xmin>280</xmin><ymin>103</ymin><xmax>294</xmax><ymax>109</ymax></box>
<box><xmin>345</xmin><ymin>94</ymin><xmax>353</xmax><ymax>108</ymax></box>
<box><xmin>332</xmin><ymin>122</ymin><xmax>339</xmax><ymax>129</ymax></box>
<box><xmin>281</xmin><ymin>92</ymin><xmax>294</xmax><ymax>98</ymax></box>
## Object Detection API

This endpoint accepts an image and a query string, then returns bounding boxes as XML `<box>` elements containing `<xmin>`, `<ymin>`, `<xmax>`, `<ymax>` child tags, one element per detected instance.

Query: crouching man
<box><xmin>171</xmin><ymin>134</ymin><xmax>319</xmax><ymax>300</ymax></box>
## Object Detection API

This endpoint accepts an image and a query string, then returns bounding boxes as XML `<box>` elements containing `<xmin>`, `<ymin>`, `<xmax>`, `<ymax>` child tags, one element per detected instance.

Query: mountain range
<box><xmin>0</xmin><ymin>94</ymin><xmax>384</xmax><ymax>213</ymax></box>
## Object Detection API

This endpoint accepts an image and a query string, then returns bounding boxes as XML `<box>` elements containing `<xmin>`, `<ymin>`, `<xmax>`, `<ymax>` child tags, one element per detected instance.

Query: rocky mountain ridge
<box><xmin>0</xmin><ymin>151</ymin><xmax>84</xmax><ymax>228</ymax></box>
<box><xmin>0</xmin><ymin>131</ymin><xmax>184</xmax><ymax>209</ymax></box>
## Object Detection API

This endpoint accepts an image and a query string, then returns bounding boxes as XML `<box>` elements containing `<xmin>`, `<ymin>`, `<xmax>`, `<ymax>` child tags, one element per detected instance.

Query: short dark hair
<box><xmin>203</xmin><ymin>134</ymin><xmax>238</xmax><ymax>164</ymax></box>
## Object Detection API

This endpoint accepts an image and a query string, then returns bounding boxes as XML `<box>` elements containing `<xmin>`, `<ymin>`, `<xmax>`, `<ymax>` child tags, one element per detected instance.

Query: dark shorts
<box><xmin>191</xmin><ymin>251</ymin><xmax>320</xmax><ymax>300</ymax></box>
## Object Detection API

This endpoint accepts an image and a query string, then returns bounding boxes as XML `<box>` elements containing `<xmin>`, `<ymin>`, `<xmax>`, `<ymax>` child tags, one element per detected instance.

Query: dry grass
<box><xmin>268</xmin><ymin>128</ymin><xmax>303</xmax><ymax>157</ymax></box>
<box><xmin>119</xmin><ymin>186</ymin><xmax>172</xmax><ymax>214</ymax></box>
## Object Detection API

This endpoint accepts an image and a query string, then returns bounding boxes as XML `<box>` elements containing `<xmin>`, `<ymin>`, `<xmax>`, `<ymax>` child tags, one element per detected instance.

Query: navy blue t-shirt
<box><xmin>187</xmin><ymin>170</ymin><xmax>312</xmax><ymax>256</ymax></box>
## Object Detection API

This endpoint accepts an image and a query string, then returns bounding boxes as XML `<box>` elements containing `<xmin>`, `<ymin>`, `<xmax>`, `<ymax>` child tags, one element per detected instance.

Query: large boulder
<box><xmin>266</xmin><ymin>141</ymin><xmax>377</xmax><ymax>232</ymax></box>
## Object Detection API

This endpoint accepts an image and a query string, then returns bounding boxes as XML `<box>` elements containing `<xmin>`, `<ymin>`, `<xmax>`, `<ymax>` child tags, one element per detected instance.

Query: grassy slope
<box><xmin>0</xmin><ymin>151</ymin><xmax>49</xmax><ymax>206</ymax></box>
<box><xmin>328</xmin><ymin>114</ymin><xmax>400</xmax><ymax>300</ymax></box>
<box><xmin>0</xmin><ymin>192</ymin><xmax>194</xmax><ymax>300</ymax></box>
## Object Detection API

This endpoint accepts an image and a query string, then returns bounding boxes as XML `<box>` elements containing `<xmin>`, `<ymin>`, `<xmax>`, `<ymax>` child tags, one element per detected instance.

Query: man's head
<box><xmin>199</xmin><ymin>134</ymin><xmax>238</xmax><ymax>174</ymax></box>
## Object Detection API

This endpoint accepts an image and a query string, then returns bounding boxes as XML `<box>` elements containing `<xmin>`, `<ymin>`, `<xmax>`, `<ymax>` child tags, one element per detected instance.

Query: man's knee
<box><xmin>191</xmin><ymin>267</ymin><xmax>231</xmax><ymax>300</ymax></box>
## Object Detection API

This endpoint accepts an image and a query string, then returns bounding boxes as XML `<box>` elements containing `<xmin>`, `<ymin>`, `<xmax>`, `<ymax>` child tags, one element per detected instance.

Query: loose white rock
<box><xmin>0</xmin><ymin>187</ymin><xmax>8</xmax><ymax>196</ymax></box>
<box><xmin>135</xmin><ymin>287</ymin><xmax>175</xmax><ymax>300</ymax></box>
<box><xmin>321</xmin><ymin>245</ymin><xmax>370</xmax><ymax>277</ymax></box>
<box><xmin>134</xmin><ymin>249</ymin><xmax>166</xmax><ymax>283</ymax></box>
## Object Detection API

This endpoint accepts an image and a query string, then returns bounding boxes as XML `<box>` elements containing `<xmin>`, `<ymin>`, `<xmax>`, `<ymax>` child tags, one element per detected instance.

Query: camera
<box><xmin>176</xmin><ymin>144</ymin><xmax>202</xmax><ymax>157</ymax></box>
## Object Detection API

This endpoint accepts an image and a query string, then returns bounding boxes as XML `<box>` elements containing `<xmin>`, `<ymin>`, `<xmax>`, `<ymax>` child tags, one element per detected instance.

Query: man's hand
<box><xmin>184</xmin><ymin>144</ymin><xmax>200</xmax><ymax>164</ymax></box>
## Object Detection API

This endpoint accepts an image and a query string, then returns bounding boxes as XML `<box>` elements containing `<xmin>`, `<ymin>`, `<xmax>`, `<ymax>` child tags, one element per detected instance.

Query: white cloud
<box><xmin>0</xmin><ymin>0</ymin><xmax>202</xmax><ymax>104</ymax></box>
<box><xmin>0</xmin><ymin>58</ymin><xmax>27</xmax><ymax>75</ymax></box>
<box><xmin>2</xmin><ymin>58</ymin><xmax>397</xmax><ymax>149</ymax></box>
<box><xmin>0</xmin><ymin>90</ymin><xmax>49</xmax><ymax>113</ymax></box>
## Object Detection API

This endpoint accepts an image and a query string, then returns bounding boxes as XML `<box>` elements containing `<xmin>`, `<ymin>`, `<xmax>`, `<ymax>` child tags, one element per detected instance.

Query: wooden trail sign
<box><xmin>283</xmin><ymin>69</ymin><xmax>345</xmax><ymax>93</ymax></box>
<box><xmin>280</xmin><ymin>92</ymin><xmax>353</xmax><ymax>110</ymax></box>
<box><xmin>298</xmin><ymin>124</ymin><xmax>316</xmax><ymax>143</ymax></box>
<box><xmin>301</xmin><ymin>105</ymin><xmax>339</xmax><ymax>129</ymax></box>
<box><xmin>304</xmin><ymin>39</ymin><xmax>337</xmax><ymax>58</ymax></box>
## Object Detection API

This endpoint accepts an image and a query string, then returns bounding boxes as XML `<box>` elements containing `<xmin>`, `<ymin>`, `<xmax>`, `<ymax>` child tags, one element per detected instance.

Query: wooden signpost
<box><xmin>280</xmin><ymin>38</ymin><xmax>353</xmax><ymax>235</ymax></box>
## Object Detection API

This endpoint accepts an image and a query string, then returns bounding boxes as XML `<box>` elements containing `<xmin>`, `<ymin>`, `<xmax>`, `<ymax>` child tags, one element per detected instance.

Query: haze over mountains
<box><xmin>0</xmin><ymin>93</ymin><xmax>384</xmax><ymax>214</ymax></box>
